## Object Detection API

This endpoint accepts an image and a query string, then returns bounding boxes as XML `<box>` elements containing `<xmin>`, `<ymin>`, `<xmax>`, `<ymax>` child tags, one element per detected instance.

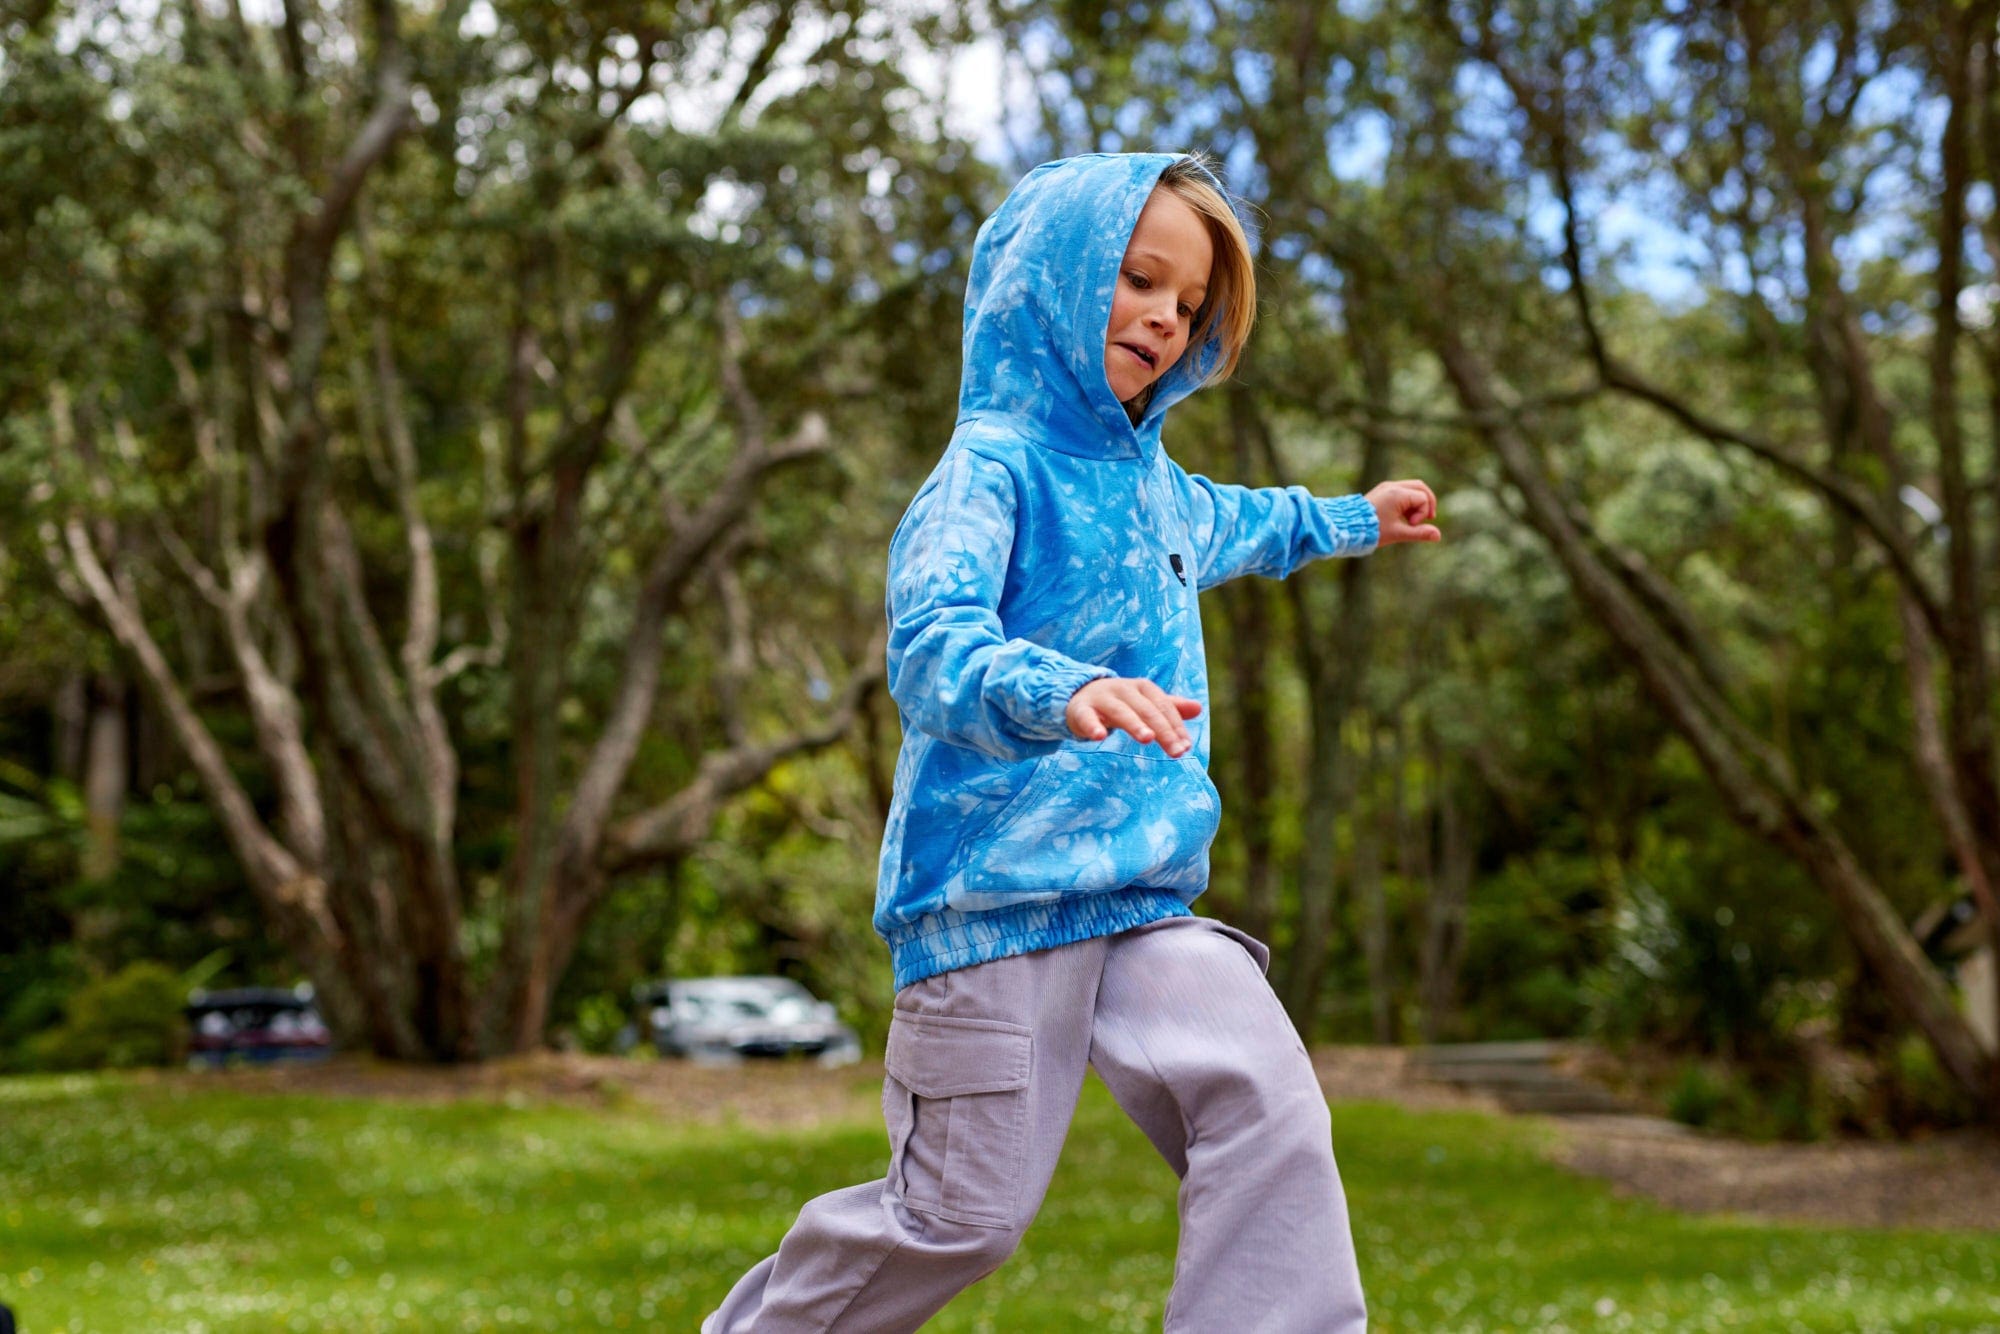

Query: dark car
<box><xmin>625</xmin><ymin>976</ymin><xmax>861</xmax><ymax>1066</ymax></box>
<box><xmin>185</xmin><ymin>986</ymin><xmax>332</xmax><ymax>1068</ymax></box>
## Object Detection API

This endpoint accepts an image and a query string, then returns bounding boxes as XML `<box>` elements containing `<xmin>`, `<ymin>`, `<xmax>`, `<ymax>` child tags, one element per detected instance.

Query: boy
<box><xmin>704</xmin><ymin>151</ymin><xmax>1438</xmax><ymax>1333</ymax></box>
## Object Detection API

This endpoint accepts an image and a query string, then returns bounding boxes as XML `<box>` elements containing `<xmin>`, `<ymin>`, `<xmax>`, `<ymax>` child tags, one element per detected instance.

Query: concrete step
<box><xmin>1408</xmin><ymin>1040</ymin><xmax>1573</xmax><ymax>1067</ymax></box>
<box><xmin>1488</xmin><ymin>1087</ymin><xmax>1633</xmax><ymax>1115</ymax></box>
<box><xmin>1409</xmin><ymin>1041</ymin><xmax>1635</xmax><ymax>1117</ymax></box>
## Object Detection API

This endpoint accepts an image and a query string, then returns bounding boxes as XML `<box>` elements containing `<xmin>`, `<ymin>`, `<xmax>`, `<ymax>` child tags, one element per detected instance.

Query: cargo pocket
<box><xmin>883</xmin><ymin>1011</ymin><xmax>1033</xmax><ymax>1230</ymax></box>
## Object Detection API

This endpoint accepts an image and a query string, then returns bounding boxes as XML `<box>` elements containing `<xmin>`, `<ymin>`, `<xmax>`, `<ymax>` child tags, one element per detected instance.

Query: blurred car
<box><xmin>185</xmin><ymin>985</ymin><xmax>332</xmax><ymax>1068</ymax></box>
<box><xmin>623</xmin><ymin>976</ymin><xmax>861</xmax><ymax>1066</ymax></box>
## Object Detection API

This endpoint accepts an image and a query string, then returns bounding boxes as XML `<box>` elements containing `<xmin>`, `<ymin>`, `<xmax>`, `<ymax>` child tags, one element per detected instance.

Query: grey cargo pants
<box><xmin>700</xmin><ymin>914</ymin><xmax>1367</xmax><ymax>1332</ymax></box>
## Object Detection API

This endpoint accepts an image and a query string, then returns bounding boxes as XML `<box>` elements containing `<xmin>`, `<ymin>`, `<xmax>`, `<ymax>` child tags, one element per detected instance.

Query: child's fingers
<box><xmin>1064</xmin><ymin>696</ymin><xmax>1112</xmax><ymax>748</ymax></box>
<box><xmin>1107</xmin><ymin>690</ymin><xmax>1188</xmax><ymax>757</ymax></box>
<box><xmin>1383</xmin><ymin>519</ymin><xmax>1443</xmax><ymax>545</ymax></box>
<box><xmin>1387</xmin><ymin>478</ymin><xmax>1436</xmax><ymax>523</ymax></box>
<box><xmin>1090</xmin><ymin>695</ymin><xmax>1149</xmax><ymax>743</ymax></box>
<box><xmin>1135</xmin><ymin>680</ymin><xmax>1192</xmax><ymax>753</ymax></box>
<box><xmin>1072</xmin><ymin>680</ymin><xmax>1199</xmax><ymax>755</ymax></box>
<box><xmin>1068</xmin><ymin>698</ymin><xmax>1108</xmax><ymax>740</ymax></box>
<box><xmin>1125</xmin><ymin>693</ymin><xmax>1177</xmax><ymax>749</ymax></box>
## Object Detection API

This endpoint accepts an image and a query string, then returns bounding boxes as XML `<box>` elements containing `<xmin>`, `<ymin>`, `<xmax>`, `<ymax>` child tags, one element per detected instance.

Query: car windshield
<box><xmin>677</xmin><ymin>983</ymin><xmax>815</xmax><ymax>1025</ymax></box>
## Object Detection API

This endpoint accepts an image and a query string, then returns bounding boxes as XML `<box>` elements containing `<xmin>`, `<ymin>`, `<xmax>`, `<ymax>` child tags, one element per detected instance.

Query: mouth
<box><xmin>1118</xmin><ymin>342</ymin><xmax>1158</xmax><ymax>371</ymax></box>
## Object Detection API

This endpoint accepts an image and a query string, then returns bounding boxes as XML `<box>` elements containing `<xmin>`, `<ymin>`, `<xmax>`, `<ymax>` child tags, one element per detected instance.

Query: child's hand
<box><xmin>1066</xmin><ymin>678</ymin><xmax>1202</xmax><ymax>758</ymax></box>
<box><xmin>1365</xmin><ymin>479</ymin><xmax>1442</xmax><ymax>545</ymax></box>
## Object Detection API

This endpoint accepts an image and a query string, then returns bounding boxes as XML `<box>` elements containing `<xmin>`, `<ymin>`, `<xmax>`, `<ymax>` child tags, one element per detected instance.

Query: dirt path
<box><xmin>1550</xmin><ymin>1115</ymin><xmax>2000</xmax><ymax>1231</ymax></box>
<box><xmin>170</xmin><ymin>1047</ymin><xmax>2000</xmax><ymax>1231</ymax></box>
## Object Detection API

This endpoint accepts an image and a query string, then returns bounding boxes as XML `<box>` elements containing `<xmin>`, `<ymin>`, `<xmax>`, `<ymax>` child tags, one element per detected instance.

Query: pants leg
<box><xmin>702</xmin><ymin>935</ymin><xmax>1104</xmax><ymax>1333</ymax></box>
<box><xmin>1088</xmin><ymin>916</ymin><xmax>1368</xmax><ymax>1333</ymax></box>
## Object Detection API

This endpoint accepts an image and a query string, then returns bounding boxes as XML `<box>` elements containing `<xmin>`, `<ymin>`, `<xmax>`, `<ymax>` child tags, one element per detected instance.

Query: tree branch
<box><xmin>1524</xmin><ymin>50</ymin><xmax>1950</xmax><ymax>645</ymax></box>
<box><xmin>553</xmin><ymin>405</ymin><xmax>831</xmax><ymax>881</ymax></box>
<box><xmin>356</xmin><ymin>201</ymin><xmax>459</xmax><ymax>840</ymax></box>
<box><xmin>721</xmin><ymin>2</ymin><xmax>796</xmax><ymax>127</ymax></box>
<box><xmin>64</xmin><ymin>518</ymin><xmax>334</xmax><ymax>931</ymax></box>
<box><xmin>602</xmin><ymin>639</ymin><xmax>885</xmax><ymax>875</ymax></box>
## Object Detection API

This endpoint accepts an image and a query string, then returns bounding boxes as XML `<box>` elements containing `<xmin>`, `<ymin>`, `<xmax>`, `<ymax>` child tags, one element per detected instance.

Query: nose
<box><xmin>1144</xmin><ymin>297</ymin><xmax>1177</xmax><ymax>335</ymax></box>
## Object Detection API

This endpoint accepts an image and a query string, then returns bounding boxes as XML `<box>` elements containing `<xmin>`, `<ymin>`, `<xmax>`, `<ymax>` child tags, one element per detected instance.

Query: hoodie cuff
<box><xmin>1015</xmin><ymin>650</ymin><xmax>1115</xmax><ymax>740</ymax></box>
<box><xmin>1319</xmin><ymin>492</ymin><xmax>1380</xmax><ymax>556</ymax></box>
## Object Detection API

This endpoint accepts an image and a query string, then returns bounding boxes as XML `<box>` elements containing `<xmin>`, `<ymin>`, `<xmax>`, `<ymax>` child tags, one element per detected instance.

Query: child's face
<box><xmin>1104</xmin><ymin>188</ymin><xmax>1213</xmax><ymax>406</ymax></box>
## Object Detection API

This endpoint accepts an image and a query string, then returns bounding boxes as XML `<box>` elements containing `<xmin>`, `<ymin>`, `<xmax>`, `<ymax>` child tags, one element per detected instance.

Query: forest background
<box><xmin>4</xmin><ymin>0</ymin><xmax>1998</xmax><ymax>1140</ymax></box>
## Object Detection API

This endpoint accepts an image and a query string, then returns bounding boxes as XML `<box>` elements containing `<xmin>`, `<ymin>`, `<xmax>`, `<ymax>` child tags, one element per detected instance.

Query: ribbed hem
<box><xmin>885</xmin><ymin>889</ymin><xmax>1191</xmax><ymax>991</ymax></box>
<box><xmin>1320</xmin><ymin>492</ymin><xmax>1380</xmax><ymax>555</ymax></box>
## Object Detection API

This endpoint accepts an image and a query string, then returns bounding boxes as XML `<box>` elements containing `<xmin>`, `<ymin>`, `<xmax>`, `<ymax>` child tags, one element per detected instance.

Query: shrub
<box><xmin>1880</xmin><ymin>1034</ymin><xmax>1977</xmax><ymax>1135</ymax></box>
<box><xmin>17</xmin><ymin>961</ymin><xmax>186</xmax><ymax>1071</ymax></box>
<box><xmin>0</xmin><ymin>949</ymin><xmax>82</xmax><ymax>1072</ymax></box>
<box><xmin>1662</xmin><ymin>1057</ymin><xmax>1834</xmax><ymax>1141</ymax></box>
<box><xmin>1665</xmin><ymin>1061</ymin><xmax>1729</xmax><ymax>1129</ymax></box>
<box><xmin>571</xmin><ymin>992</ymin><xmax>629</xmax><ymax>1055</ymax></box>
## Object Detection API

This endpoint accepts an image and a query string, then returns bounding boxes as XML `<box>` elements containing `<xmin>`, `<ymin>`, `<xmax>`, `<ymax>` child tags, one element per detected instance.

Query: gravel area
<box><xmin>1549</xmin><ymin>1115</ymin><xmax>2000</xmax><ymax>1230</ymax></box>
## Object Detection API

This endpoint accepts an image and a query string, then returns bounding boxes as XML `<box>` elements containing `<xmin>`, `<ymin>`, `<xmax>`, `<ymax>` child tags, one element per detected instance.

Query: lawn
<box><xmin>0</xmin><ymin>1068</ymin><xmax>1995</xmax><ymax>1332</ymax></box>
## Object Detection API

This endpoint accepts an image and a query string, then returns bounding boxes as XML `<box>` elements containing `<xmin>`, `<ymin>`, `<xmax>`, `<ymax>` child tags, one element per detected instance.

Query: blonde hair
<box><xmin>1156</xmin><ymin>153</ymin><xmax>1257</xmax><ymax>383</ymax></box>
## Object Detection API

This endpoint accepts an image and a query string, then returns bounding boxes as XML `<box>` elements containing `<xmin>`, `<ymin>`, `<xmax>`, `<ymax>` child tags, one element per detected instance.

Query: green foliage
<box><xmin>1664</xmin><ymin>1061</ymin><xmax>1733</xmax><ymax>1130</ymax></box>
<box><xmin>1880</xmin><ymin>1035</ymin><xmax>1978</xmax><ymax>1136</ymax></box>
<box><xmin>567</xmin><ymin>992</ymin><xmax>629</xmax><ymax>1056</ymax></box>
<box><xmin>1458</xmin><ymin>852</ymin><xmax>1605</xmax><ymax>1040</ymax></box>
<box><xmin>15</xmin><ymin>961</ymin><xmax>185</xmax><ymax>1073</ymax></box>
<box><xmin>1661</xmin><ymin>1059</ymin><xmax>1834</xmax><ymax>1143</ymax></box>
<box><xmin>0</xmin><ymin>947</ymin><xmax>82</xmax><ymax>1071</ymax></box>
<box><xmin>3</xmin><ymin>1072</ymin><xmax>1999</xmax><ymax>1330</ymax></box>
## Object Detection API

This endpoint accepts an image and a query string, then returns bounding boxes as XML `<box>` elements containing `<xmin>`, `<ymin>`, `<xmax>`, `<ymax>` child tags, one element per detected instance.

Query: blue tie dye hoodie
<box><xmin>877</xmin><ymin>152</ymin><xmax>1380</xmax><ymax>990</ymax></box>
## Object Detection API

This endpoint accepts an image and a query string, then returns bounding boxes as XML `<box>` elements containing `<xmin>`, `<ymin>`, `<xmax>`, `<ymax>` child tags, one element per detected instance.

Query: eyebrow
<box><xmin>1126</xmin><ymin>248</ymin><xmax>1208</xmax><ymax>297</ymax></box>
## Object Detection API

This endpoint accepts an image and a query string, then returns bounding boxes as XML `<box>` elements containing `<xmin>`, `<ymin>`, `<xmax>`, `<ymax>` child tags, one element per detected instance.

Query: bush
<box><xmin>570</xmin><ymin>992</ymin><xmax>629</xmax><ymax>1055</ymax></box>
<box><xmin>1661</xmin><ymin>1056</ymin><xmax>1833</xmax><ymax>1141</ymax></box>
<box><xmin>0</xmin><ymin>948</ymin><xmax>82</xmax><ymax>1072</ymax></box>
<box><xmin>1879</xmin><ymin>1034</ymin><xmax>1977</xmax><ymax>1135</ymax></box>
<box><xmin>1665</xmin><ymin>1061</ymin><xmax>1731</xmax><ymax>1129</ymax></box>
<box><xmin>17</xmin><ymin>961</ymin><xmax>186</xmax><ymax>1071</ymax></box>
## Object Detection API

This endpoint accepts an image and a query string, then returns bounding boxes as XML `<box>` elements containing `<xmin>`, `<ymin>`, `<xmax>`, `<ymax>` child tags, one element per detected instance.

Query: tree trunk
<box><xmin>1358</xmin><ymin>727</ymin><xmax>1397</xmax><ymax>1044</ymax></box>
<box><xmin>1276</xmin><ymin>279</ymin><xmax>1394</xmax><ymax>1031</ymax></box>
<box><xmin>1224</xmin><ymin>386</ymin><xmax>1282</xmax><ymax>944</ymax></box>
<box><xmin>53</xmin><ymin>672</ymin><xmax>87</xmax><ymax>786</ymax></box>
<box><xmin>1420</xmin><ymin>755</ymin><xmax>1473</xmax><ymax>1044</ymax></box>
<box><xmin>1260</xmin><ymin>380</ymin><xmax>1382</xmax><ymax>1031</ymax></box>
<box><xmin>80</xmin><ymin>674</ymin><xmax>127</xmax><ymax>882</ymax></box>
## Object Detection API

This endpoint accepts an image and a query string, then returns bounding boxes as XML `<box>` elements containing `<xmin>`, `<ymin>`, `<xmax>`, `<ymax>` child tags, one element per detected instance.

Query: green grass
<box><xmin>0</xmin><ymin>1069</ymin><xmax>1996</xmax><ymax>1332</ymax></box>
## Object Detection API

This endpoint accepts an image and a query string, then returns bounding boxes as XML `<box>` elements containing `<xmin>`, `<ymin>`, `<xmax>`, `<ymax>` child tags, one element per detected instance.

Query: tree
<box><xmin>1417</xmin><ymin>0</ymin><xmax>1998</xmax><ymax>1109</ymax></box>
<box><xmin>8</xmin><ymin>0</ymin><xmax>982</xmax><ymax>1058</ymax></box>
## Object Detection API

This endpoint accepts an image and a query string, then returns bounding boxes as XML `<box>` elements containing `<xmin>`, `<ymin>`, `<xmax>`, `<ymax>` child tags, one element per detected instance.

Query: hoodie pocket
<box><xmin>949</xmin><ymin>747</ymin><xmax>1221</xmax><ymax>909</ymax></box>
<box><xmin>884</xmin><ymin>1011</ymin><xmax>1034</xmax><ymax>1229</ymax></box>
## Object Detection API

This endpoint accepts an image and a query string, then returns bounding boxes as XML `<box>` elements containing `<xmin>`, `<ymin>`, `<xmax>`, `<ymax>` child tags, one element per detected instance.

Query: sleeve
<box><xmin>885</xmin><ymin>448</ymin><xmax>1114</xmax><ymax>761</ymax></box>
<box><xmin>1179</xmin><ymin>469</ymin><xmax>1380</xmax><ymax>592</ymax></box>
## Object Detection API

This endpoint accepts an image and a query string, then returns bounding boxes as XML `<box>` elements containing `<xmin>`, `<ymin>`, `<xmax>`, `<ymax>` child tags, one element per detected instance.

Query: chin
<box><xmin>1107</xmin><ymin>372</ymin><xmax>1150</xmax><ymax>403</ymax></box>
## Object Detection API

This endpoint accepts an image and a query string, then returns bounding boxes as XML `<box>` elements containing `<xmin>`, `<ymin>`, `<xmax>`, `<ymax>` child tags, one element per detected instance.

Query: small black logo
<box><xmin>1169</xmin><ymin>553</ymin><xmax>1187</xmax><ymax>586</ymax></box>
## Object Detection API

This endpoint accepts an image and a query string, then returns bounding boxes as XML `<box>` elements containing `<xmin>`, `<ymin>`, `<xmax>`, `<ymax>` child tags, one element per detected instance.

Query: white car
<box><xmin>628</xmin><ymin>976</ymin><xmax>862</xmax><ymax>1066</ymax></box>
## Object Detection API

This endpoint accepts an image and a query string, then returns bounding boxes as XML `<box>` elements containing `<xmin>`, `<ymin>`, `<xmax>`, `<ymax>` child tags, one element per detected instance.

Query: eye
<box><xmin>1126</xmin><ymin>271</ymin><xmax>1150</xmax><ymax>289</ymax></box>
<box><xmin>1177</xmin><ymin>303</ymin><xmax>1194</xmax><ymax>319</ymax></box>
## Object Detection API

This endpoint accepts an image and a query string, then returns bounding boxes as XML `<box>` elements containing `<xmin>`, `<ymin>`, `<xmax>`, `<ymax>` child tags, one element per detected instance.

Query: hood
<box><xmin>958</xmin><ymin>152</ymin><xmax>1235</xmax><ymax>461</ymax></box>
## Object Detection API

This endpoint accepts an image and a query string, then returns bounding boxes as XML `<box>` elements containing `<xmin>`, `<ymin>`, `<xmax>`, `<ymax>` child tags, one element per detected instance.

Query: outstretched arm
<box><xmin>1178</xmin><ymin>468</ymin><xmax>1439</xmax><ymax>590</ymax></box>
